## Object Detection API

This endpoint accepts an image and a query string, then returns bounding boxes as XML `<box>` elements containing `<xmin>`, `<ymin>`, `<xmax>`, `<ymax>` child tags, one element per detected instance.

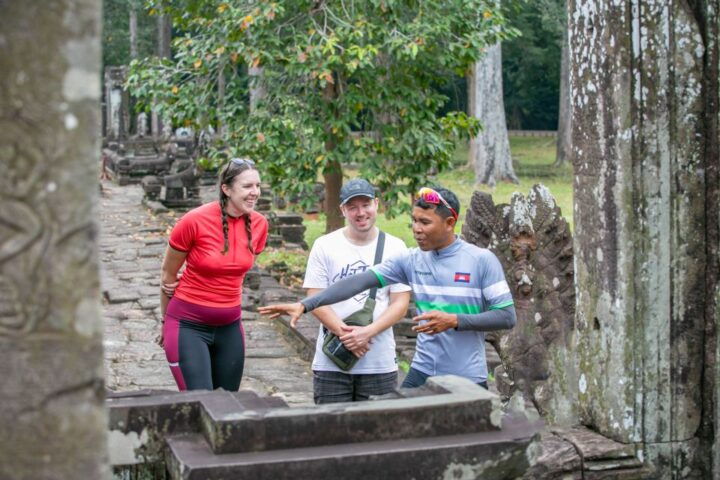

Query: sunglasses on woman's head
<box><xmin>417</xmin><ymin>187</ymin><xmax>458</xmax><ymax>220</ymax></box>
<box><xmin>230</xmin><ymin>157</ymin><xmax>255</xmax><ymax>168</ymax></box>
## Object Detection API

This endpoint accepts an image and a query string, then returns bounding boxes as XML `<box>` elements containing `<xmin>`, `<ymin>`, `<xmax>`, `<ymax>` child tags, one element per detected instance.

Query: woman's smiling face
<box><xmin>222</xmin><ymin>169</ymin><xmax>261</xmax><ymax>216</ymax></box>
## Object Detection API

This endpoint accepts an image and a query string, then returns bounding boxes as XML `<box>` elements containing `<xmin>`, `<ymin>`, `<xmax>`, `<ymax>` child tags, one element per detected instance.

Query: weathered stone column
<box><xmin>570</xmin><ymin>0</ymin><xmax>718</xmax><ymax>477</ymax></box>
<box><xmin>104</xmin><ymin>66</ymin><xmax>129</xmax><ymax>141</ymax></box>
<box><xmin>0</xmin><ymin>1</ymin><xmax>109</xmax><ymax>479</ymax></box>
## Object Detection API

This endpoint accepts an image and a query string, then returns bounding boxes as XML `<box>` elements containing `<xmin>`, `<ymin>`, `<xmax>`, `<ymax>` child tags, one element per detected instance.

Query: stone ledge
<box><xmin>166</xmin><ymin>421</ymin><xmax>536</xmax><ymax>480</ymax></box>
<box><xmin>200</xmin><ymin>376</ymin><xmax>503</xmax><ymax>455</ymax></box>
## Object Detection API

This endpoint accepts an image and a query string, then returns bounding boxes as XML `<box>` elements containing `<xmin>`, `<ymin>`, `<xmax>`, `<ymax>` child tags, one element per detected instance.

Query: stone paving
<box><xmin>100</xmin><ymin>181</ymin><xmax>314</xmax><ymax>406</ymax></box>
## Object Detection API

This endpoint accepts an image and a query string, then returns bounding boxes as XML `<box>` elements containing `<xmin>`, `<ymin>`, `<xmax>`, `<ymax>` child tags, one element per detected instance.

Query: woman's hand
<box><xmin>161</xmin><ymin>272</ymin><xmax>182</xmax><ymax>297</ymax></box>
<box><xmin>156</xmin><ymin>323</ymin><xmax>165</xmax><ymax>348</ymax></box>
<box><xmin>258</xmin><ymin>302</ymin><xmax>305</xmax><ymax>327</ymax></box>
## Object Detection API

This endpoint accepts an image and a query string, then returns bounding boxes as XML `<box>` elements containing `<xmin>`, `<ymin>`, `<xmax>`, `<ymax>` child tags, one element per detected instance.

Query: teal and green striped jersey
<box><xmin>371</xmin><ymin>237</ymin><xmax>513</xmax><ymax>383</ymax></box>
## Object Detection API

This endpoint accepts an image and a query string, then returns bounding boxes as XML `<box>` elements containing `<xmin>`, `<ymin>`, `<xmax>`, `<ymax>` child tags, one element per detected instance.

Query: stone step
<box><xmin>199</xmin><ymin>376</ymin><xmax>501</xmax><ymax>455</ymax></box>
<box><xmin>166</xmin><ymin>414</ymin><xmax>538</xmax><ymax>480</ymax></box>
<box><xmin>109</xmin><ymin>389</ymin><xmax>288</xmax><ymax>443</ymax></box>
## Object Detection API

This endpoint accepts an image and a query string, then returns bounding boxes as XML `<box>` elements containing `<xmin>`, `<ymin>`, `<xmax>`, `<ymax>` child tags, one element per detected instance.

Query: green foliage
<box><xmin>254</xmin><ymin>246</ymin><xmax>308</xmax><ymax>272</ymax></box>
<box><xmin>127</xmin><ymin>0</ymin><xmax>519</xmax><ymax>220</ymax></box>
<box><xmin>103</xmin><ymin>0</ymin><xmax>157</xmax><ymax>68</ymax></box>
<box><xmin>502</xmin><ymin>0</ymin><xmax>564</xmax><ymax>130</ymax></box>
<box><xmin>303</xmin><ymin>135</ymin><xmax>573</xmax><ymax>248</ymax></box>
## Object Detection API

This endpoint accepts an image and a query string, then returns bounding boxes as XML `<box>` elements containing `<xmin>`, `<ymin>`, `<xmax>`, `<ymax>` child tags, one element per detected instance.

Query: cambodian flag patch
<box><xmin>454</xmin><ymin>272</ymin><xmax>471</xmax><ymax>283</ymax></box>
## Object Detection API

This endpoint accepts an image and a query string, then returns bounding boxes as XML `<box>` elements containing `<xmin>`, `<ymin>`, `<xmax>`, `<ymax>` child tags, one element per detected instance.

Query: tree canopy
<box><xmin>103</xmin><ymin>0</ymin><xmax>157</xmax><ymax>67</ymax></box>
<box><xmin>127</xmin><ymin>0</ymin><xmax>518</xmax><ymax>230</ymax></box>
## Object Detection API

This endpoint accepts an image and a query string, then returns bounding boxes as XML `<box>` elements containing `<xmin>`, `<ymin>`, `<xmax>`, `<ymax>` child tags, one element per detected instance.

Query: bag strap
<box><xmin>368</xmin><ymin>231</ymin><xmax>385</xmax><ymax>300</ymax></box>
<box><xmin>322</xmin><ymin>230</ymin><xmax>386</xmax><ymax>336</ymax></box>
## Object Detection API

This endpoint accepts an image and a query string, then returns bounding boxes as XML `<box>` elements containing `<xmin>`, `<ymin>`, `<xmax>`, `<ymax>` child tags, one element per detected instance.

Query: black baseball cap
<box><xmin>339</xmin><ymin>178</ymin><xmax>376</xmax><ymax>205</ymax></box>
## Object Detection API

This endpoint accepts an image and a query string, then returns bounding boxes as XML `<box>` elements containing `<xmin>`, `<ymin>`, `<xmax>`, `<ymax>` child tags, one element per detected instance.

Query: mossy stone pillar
<box><xmin>570</xmin><ymin>0</ymin><xmax>718</xmax><ymax>477</ymax></box>
<box><xmin>0</xmin><ymin>0</ymin><xmax>108</xmax><ymax>478</ymax></box>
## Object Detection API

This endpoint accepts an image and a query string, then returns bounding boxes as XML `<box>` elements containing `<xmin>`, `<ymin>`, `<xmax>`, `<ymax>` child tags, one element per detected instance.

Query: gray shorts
<box><xmin>313</xmin><ymin>370</ymin><xmax>398</xmax><ymax>404</ymax></box>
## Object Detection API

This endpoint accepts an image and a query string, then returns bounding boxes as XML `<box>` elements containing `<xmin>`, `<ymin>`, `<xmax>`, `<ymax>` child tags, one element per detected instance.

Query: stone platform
<box><xmin>108</xmin><ymin>376</ymin><xmax>542</xmax><ymax>479</ymax></box>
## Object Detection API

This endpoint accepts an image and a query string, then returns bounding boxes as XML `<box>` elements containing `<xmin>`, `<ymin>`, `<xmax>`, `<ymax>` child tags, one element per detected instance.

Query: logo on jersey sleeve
<box><xmin>454</xmin><ymin>272</ymin><xmax>471</xmax><ymax>283</ymax></box>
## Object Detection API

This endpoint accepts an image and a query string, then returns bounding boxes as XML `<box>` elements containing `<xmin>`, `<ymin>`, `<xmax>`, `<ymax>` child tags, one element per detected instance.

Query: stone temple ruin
<box><xmin>102</xmin><ymin>66</ymin><xmax>201</xmax><ymax>209</ymax></box>
<box><xmin>2</xmin><ymin>0</ymin><xmax>720</xmax><ymax>479</ymax></box>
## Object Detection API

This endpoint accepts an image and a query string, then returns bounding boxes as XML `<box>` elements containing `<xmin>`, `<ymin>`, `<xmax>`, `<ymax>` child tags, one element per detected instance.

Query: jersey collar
<box><xmin>432</xmin><ymin>236</ymin><xmax>462</xmax><ymax>257</ymax></box>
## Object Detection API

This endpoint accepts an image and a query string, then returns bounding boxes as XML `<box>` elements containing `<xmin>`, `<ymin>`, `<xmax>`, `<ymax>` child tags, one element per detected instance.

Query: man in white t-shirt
<box><xmin>303</xmin><ymin>178</ymin><xmax>411</xmax><ymax>404</ymax></box>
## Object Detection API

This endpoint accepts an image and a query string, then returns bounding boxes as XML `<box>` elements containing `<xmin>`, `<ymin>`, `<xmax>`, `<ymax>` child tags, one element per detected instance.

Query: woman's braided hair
<box><xmin>219</xmin><ymin>158</ymin><xmax>258</xmax><ymax>255</ymax></box>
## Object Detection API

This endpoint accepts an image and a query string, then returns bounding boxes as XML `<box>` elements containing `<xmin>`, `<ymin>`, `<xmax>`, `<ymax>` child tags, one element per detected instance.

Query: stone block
<box><xmin>259</xmin><ymin>288</ymin><xmax>298</xmax><ymax>305</ymax></box>
<box><xmin>139</xmin><ymin>247</ymin><xmax>166</xmax><ymax>258</ymax></box>
<box><xmin>553</xmin><ymin>427</ymin><xmax>636</xmax><ymax>461</ymax></box>
<box><xmin>143</xmin><ymin>198</ymin><xmax>169</xmax><ymax>213</ymax></box>
<box><xmin>522</xmin><ymin>432</ymin><xmax>582</xmax><ymax>479</ymax></box>
<box><xmin>273</xmin><ymin>213</ymin><xmax>304</xmax><ymax>225</ymax></box>
<box><xmin>201</xmin><ymin>376</ymin><xmax>503</xmax><ymax>455</ymax></box>
<box><xmin>137</xmin><ymin>298</ymin><xmax>160</xmax><ymax>311</ymax></box>
<box><xmin>105</xmin><ymin>289</ymin><xmax>141</xmax><ymax>304</ymax></box>
<box><xmin>167</xmin><ymin>414</ymin><xmax>536</xmax><ymax>480</ymax></box>
<box><xmin>266</xmin><ymin>234</ymin><xmax>283</xmax><ymax>247</ymax></box>
<box><xmin>275</xmin><ymin>224</ymin><xmax>306</xmax><ymax>243</ymax></box>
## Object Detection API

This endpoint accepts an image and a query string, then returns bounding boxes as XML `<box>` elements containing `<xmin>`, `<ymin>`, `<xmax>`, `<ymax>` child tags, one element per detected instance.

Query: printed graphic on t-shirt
<box><xmin>333</xmin><ymin>259</ymin><xmax>370</xmax><ymax>302</ymax></box>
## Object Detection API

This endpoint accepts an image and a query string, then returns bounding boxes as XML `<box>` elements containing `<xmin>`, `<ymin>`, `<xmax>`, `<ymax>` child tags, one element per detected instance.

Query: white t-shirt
<box><xmin>303</xmin><ymin>228</ymin><xmax>411</xmax><ymax>374</ymax></box>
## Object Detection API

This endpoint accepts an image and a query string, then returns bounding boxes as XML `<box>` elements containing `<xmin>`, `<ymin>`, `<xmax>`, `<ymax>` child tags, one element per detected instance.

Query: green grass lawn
<box><xmin>256</xmin><ymin>135</ymin><xmax>573</xmax><ymax>275</ymax></box>
<box><xmin>442</xmin><ymin>135</ymin><xmax>574</xmax><ymax>234</ymax></box>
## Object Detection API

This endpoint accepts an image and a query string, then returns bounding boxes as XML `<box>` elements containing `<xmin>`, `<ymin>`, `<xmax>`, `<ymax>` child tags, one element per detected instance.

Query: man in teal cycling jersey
<box><xmin>260</xmin><ymin>186</ymin><xmax>515</xmax><ymax>388</ymax></box>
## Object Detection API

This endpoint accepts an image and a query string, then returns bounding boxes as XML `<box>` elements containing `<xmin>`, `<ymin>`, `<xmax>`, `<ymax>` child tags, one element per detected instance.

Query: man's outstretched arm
<box><xmin>258</xmin><ymin>270</ymin><xmax>381</xmax><ymax>326</ymax></box>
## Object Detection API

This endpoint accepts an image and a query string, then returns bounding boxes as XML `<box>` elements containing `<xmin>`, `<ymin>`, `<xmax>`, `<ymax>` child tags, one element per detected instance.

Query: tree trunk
<box><xmin>217</xmin><ymin>64</ymin><xmax>226</xmax><ymax>136</ymax></box>
<box><xmin>129</xmin><ymin>4</ymin><xmax>138</xmax><ymax>59</ymax></box>
<box><xmin>249</xmin><ymin>66</ymin><xmax>266</xmax><ymax>113</ymax></box>
<box><xmin>323</xmin><ymin>160</ymin><xmax>344</xmax><ymax>233</ymax></box>
<box><xmin>152</xmin><ymin>14</ymin><xmax>172</xmax><ymax>138</ymax></box>
<box><xmin>554</xmin><ymin>26</ymin><xmax>571</xmax><ymax>167</ymax></box>
<box><xmin>467</xmin><ymin>44</ymin><xmax>518</xmax><ymax>187</ymax></box>
<box><xmin>570</xmin><ymin>0</ymin><xmax>717</xmax><ymax>477</ymax></box>
<box><xmin>157</xmin><ymin>14</ymin><xmax>171</xmax><ymax>59</ymax></box>
<box><xmin>129</xmin><ymin>4</ymin><xmax>145</xmax><ymax>136</ymax></box>
<box><xmin>0</xmin><ymin>1</ymin><xmax>108</xmax><ymax>479</ymax></box>
<box><xmin>322</xmin><ymin>79</ymin><xmax>344</xmax><ymax>233</ymax></box>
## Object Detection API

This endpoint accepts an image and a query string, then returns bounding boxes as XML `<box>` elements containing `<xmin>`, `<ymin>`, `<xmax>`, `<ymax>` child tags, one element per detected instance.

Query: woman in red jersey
<box><xmin>159</xmin><ymin>158</ymin><xmax>268</xmax><ymax>391</ymax></box>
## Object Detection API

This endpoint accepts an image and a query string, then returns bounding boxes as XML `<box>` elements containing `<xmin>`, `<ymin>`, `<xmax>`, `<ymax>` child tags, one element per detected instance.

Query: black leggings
<box><xmin>164</xmin><ymin>299</ymin><xmax>246</xmax><ymax>391</ymax></box>
<box><xmin>176</xmin><ymin>319</ymin><xmax>245</xmax><ymax>391</ymax></box>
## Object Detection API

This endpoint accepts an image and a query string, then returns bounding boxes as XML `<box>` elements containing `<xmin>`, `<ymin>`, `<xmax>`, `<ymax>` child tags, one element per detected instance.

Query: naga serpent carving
<box><xmin>462</xmin><ymin>184</ymin><xmax>574</xmax><ymax>415</ymax></box>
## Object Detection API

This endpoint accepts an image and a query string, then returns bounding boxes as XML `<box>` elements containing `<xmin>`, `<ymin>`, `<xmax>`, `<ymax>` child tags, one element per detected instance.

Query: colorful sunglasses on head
<box><xmin>230</xmin><ymin>157</ymin><xmax>256</xmax><ymax>168</ymax></box>
<box><xmin>417</xmin><ymin>187</ymin><xmax>458</xmax><ymax>220</ymax></box>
